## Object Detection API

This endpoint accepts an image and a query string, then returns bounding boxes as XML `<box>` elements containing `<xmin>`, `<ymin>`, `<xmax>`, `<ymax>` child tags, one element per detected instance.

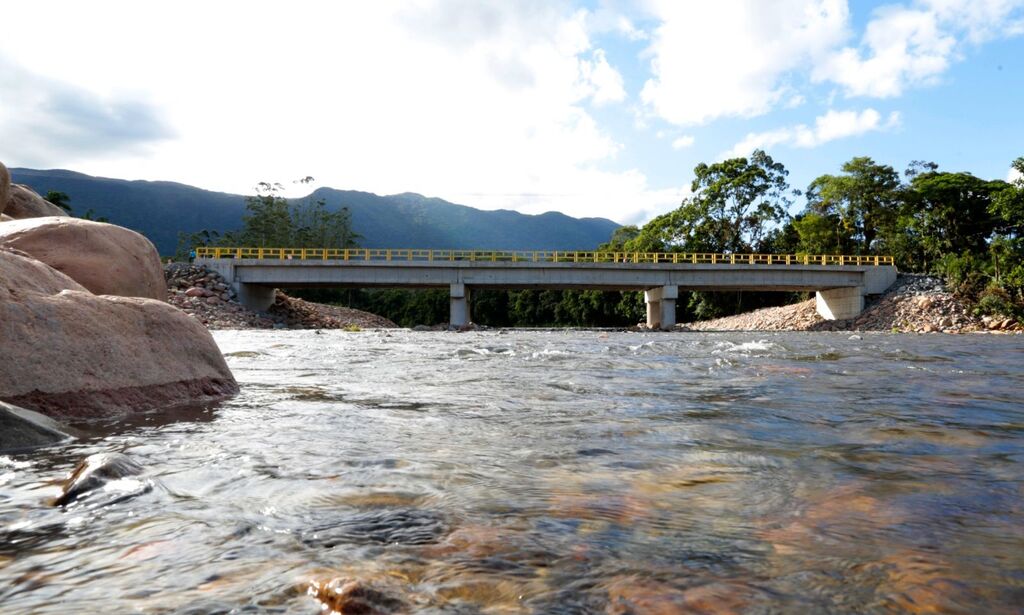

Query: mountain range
<box><xmin>9</xmin><ymin>168</ymin><xmax>620</xmax><ymax>255</ymax></box>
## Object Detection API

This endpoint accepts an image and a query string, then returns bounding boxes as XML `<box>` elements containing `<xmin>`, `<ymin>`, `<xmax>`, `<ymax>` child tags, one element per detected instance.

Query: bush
<box><xmin>975</xmin><ymin>285</ymin><xmax>1022</xmax><ymax>318</ymax></box>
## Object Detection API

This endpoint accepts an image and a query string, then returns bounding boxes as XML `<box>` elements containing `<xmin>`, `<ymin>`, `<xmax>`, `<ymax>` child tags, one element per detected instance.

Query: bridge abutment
<box><xmin>645</xmin><ymin>285</ymin><xmax>677</xmax><ymax>330</ymax></box>
<box><xmin>815</xmin><ymin>287</ymin><xmax>864</xmax><ymax>320</ymax></box>
<box><xmin>450</xmin><ymin>283</ymin><xmax>469</xmax><ymax>328</ymax></box>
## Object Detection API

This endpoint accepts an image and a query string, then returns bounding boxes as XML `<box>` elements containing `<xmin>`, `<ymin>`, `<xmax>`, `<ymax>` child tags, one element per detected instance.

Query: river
<box><xmin>2</xmin><ymin>330</ymin><xmax>1023</xmax><ymax>613</ymax></box>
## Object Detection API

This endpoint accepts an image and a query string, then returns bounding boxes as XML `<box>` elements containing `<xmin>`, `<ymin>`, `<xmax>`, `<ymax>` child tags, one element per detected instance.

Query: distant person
<box><xmin>189</xmin><ymin>249</ymin><xmax>196</xmax><ymax>262</ymax></box>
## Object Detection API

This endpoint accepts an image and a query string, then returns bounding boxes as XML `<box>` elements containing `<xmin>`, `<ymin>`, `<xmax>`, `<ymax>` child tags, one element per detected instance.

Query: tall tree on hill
<box><xmin>238</xmin><ymin>178</ymin><xmax>359</xmax><ymax>249</ymax></box>
<box><xmin>241</xmin><ymin>182</ymin><xmax>293</xmax><ymax>247</ymax></box>
<box><xmin>804</xmin><ymin>157</ymin><xmax>902</xmax><ymax>254</ymax></box>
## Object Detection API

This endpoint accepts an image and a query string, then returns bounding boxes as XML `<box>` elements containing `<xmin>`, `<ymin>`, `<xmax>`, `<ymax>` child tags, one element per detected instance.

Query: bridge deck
<box><xmin>195</xmin><ymin>248</ymin><xmax>898</xmax><ymax>327</ymax></box>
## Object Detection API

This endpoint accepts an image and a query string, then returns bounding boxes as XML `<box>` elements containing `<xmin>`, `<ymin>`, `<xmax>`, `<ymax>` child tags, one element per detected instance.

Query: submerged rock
<box><xmin>0</xmin><ymin>401</ymin><xmax>73</xmax><ymax>452</ymax></box>
<box><xmin>54</xmin><ymin>452</ymin><xmax>144</xmax><ymax>507</ymax></box>
<box><xmin>302</xmin><ymin>508</ymin><xmax>448</xmax><ymax>548</ymax></box>
<box><xmin>307</xmin><ymin>578</ymin><xmax>407</xmax><ymax>615</ymax></box>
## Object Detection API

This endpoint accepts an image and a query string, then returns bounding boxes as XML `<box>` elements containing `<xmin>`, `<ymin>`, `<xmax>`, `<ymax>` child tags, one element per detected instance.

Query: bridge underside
<box><xmin>200</xmin><ymin>259</ymin><xmax>897</xmax><ymax>330</ymax></box>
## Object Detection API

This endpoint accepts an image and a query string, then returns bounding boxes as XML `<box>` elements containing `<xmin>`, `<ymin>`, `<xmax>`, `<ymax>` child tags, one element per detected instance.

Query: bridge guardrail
<box><xmin>194</xmin><ymin>247</ymin><xmax>894</xmax><ymax>266</ymax></box>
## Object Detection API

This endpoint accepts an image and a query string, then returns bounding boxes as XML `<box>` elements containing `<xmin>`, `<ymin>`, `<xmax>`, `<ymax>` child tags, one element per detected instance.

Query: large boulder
<box><xmin>0</xmin><ymin>217</ymin><xmax>165</xmax><ymax>299</ymax></box>
<box><xmin>0</xmin><ymin>248</ymin><xmax>238</xmax><ymax>419</ymax></box>
<box><xmin>0</xmin><ymin>161</ymin><xmax>9</xmax><ymax>217</ymax></box>
<box><xmin>4</xmin><ymin>183</ymin><xmax>68</xmax><ymax>219</ymax></box>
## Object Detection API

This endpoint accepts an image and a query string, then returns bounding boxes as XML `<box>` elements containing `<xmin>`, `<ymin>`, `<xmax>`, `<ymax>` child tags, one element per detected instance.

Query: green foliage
<box><xmin>792</xmin><ymin>212</ymin><xmax>849</xmax><ymax>254</ymax></box>
<box><xmin>903</xmin><ymin>170</ymin><xmax>1005</xmax><ymax>269</ymax></box>
<box><xmin>45</xmin><ymin>190</ymin><xmax>72</xmax><ymax>213</ymax></box>
<box><xmin>805</xmin><ymin>157</ymin><xmax>901</xmax><ymax>253</ymax></box>
<box><xmin>644</xmin><ymin>150</ymin><xmax>792</xmax><ymax>253</ymax></box>
<box><xmin>80</xmin><ymin>209</ymin><xmax>109</xmax><ymax>223</ymax></box>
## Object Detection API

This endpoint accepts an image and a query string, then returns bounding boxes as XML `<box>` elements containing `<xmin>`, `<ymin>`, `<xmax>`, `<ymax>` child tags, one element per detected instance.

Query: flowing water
<box><xmin>2</xmin><ymin>330</ymin><xmax>1023</xmax><ymax>613</ymax></box>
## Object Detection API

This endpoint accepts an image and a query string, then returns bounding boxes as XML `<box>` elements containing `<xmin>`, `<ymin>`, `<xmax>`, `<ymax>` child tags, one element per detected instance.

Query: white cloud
<box><xmin>579</xmin><ymin>49</ymin><xmax>627</xmax><ymax>105</ymax></box>
<box><xmin>815</xmin><ymin>0</ymin><xmax>1024</xmax><ymax>98</ymax></box>
<box><xmin>586</xmin><ymin>8</ymin><xmax>649</xmax><ymax>41</ymax></box>
<box><xmin>638</xmin><ymin>0</ymin><xmax>1024</xmax><ymax>127</ymax></box>
<box><xmin>671</xmin><ymin>135</ymin><xmax>695</xmax><ymax>150</ymax></box>
<box><xmin>639</xmin><ymin>0</ymin><xmax>850</xmax><ymax>126</ymax></box>
<box><xmin>1010</xmin><ymin>166</ymin><xmax>1023</xmax><ymax>183</ymax></box>
<box><xmin>722</xmin><ymin>109</ymin><xmax>899</xmax><ymax>158</ymax></box>
<box><xmin>0</xmin><ymin>1</ymin><xmax>674</xmax><ymax>226</ymax></box>
<box><xmin>814</xmin><ymin>6</ymin><xmax>956</xmax><ymax>97</ymax></box>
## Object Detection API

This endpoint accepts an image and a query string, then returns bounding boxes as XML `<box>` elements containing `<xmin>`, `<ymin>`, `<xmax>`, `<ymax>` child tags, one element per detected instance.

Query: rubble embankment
<box><xmin>164</xmin><ymin>263</ymin><xmax>397</xmax><ymax>330</ymax></box>
<box><xmin>684</xmin><ymin>274</ymin><xmax>1020</xmax><ymax>334</ymax></box>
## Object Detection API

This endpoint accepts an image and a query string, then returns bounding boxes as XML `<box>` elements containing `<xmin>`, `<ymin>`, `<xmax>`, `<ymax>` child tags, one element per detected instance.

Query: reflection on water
<box><xmin>2</xmin><ymin>330</ymin><xmax>1023</xmax><ymax>613</ymax></box>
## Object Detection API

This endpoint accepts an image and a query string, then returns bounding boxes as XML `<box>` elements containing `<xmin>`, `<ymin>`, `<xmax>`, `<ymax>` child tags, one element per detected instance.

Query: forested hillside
<box><xmin>9</xmin><ymin>169</ymin><xmax>619</xmax><ymax>255</ymax></box>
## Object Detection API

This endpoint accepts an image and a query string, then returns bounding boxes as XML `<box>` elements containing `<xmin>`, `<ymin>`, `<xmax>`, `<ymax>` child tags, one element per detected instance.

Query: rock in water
<box><xmin>54</xmin><ymin>452</ymin><xmax>144</xmax><ymax>506</ymax></box>
<box><xmin>0</xmin><ymin>401</ymin><xmax>73</xmax><ymax>452</ymax></box>
<box><xmin>4</xmin><ymin>184</ymin><xmax>68</xmax><ymax>219</ymax></box>
<box><xmin>0</xmin><ymin>161</ymin><xmax>9</xmax><ymax>217</ymax></box>
<box><xmin>0</xmin><ymin>217</ymin><xmax>165</xmax><ymax>299</ymax></box>
<box><xmin>307</xmin><ymin>578</ymin><xmax>407</xmax><ymax>615</ymax></box>
<box><xmin>0</xmin><ymin>248</ymin><xmax>238</xmax><ymax>419</ymax></box>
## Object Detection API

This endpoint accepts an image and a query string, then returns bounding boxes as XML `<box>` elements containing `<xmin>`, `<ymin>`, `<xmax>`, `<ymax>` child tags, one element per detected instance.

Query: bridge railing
<box><xmin>194</xmin><ymin>247</ymin><xmax>894</xmax><ymax>266</ymax></box>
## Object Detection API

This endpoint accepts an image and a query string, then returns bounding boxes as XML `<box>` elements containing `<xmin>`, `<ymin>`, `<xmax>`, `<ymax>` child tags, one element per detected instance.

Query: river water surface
<box><xmin>2</xmin><ymin>330</ymin><xmax>1023</xmax><ymax>613</ymax></box>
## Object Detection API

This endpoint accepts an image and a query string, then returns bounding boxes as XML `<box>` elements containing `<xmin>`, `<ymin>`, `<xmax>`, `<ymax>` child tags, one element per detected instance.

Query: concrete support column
<box><xmin>235</xmin><ymin>283</ymin><xmax>276</xmax><ymax>311</ymax></box>
<box><xmin>645</xmin><ymin>285</ymin><xmax>678</xmax><ymax>330</ymax></box>
<box><xmin>450</xmin><ymin>283</ymin><xmax>469</xmax><ymax>328</ymax></box>
<box><xmin>646</xmin><ymin>296</ymin><xmax>660</xmax><ymax>329</ymax></box>
<box><xmin>815</xmin><ymin>286</ymin><xmax>864</xmax><ymax>320</ymax></box>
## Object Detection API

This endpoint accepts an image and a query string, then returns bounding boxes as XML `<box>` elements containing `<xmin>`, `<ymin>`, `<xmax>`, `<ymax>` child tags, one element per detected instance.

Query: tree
<box><xmin>988</xmin><ymin>157</ymin><xmax>1024</xmax><ymax>305</ymax></box>
<box><xmin>239</xmin><ymin>182</ymin><xmax>293</xmax><ymax>247</ymax></box>
<box><xmin>792</xmin><ymin>212</ymin><xmax>849</xmax><ymax>254</ymax></box>
<box><xmin>904</xmin><ymin>170</ymin><xmax>1006</xmax><ymax>267</ymax></box>
<box><xmin>805</xmin><ymin>157</ymin><xmax>901</xmax><ymax>253</ymax></box>
<box><xmin>649</xmin><ymin>150</ymin><xmax>793</xmax><ymax>253</ymax></box>
<box><xmin>45</xmin><ymin>190</ymin><xmax>73</xmax><ymax>213</ymax></box>
<box><xmin>236</xmin><ymin>178</ymin><xmax>359</xmax><ymax>249</ymax></box>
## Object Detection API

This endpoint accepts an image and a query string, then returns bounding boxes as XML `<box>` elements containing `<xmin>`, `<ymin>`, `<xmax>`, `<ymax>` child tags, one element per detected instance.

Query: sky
<box><xmin>1</xmin><ymin>0</ymin><xmax>1023</xmax><ymax>226</ymax></box>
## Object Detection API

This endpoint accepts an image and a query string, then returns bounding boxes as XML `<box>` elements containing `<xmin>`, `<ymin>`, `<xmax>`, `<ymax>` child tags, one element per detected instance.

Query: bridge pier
<box><xmin>815</xmin><ymin>287</ymin><xmax>864</xmax><ymax>320</ymax></box>
<box><xmin>645</xmin><ymin>285</ymin><xmax>677</xmax><ymax>330</ymax></box>
<box><xmin>237</xmin><ymin>283</ymin><xmax>276</xmax><ymax>311</ymax></box>
<box><xmin>450</xmin><ymin>283</ymin><xmax>469</xmax><ymax>328</ymax></box>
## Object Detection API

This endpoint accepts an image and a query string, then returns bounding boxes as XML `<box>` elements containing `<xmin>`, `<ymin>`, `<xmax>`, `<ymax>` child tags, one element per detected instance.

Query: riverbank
<box><xmin>165</xmin><ymin>263</ymin><xmax>398</xmax><ymax>329</ymax></box>
<box><xmin>684</xmin><ymin>273</ymin><xmax>1020</xmax><ymax>333</ymax></box>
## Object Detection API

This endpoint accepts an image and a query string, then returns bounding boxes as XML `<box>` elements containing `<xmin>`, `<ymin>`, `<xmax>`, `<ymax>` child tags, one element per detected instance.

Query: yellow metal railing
<box><xmin>194</xmin><ymin>247</ymin><xmax>894</xmax><ymax>266</ymax></box>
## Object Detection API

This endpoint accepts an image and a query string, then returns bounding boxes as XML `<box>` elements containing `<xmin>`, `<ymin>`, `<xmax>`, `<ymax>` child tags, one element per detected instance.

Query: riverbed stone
<box><xmin>0</xmin><ymin>248</ymin><xmax>238</xmax><ymax>419</ymax></box>
<box><xmin>4</xmin><ymin>184</ymin><xmax>69</xmax><ymax>219</ymax></box>
<box><xmin>54</xmin><ymin>452</ymin><xmax>144</xmax><ymax>506</ymax></box>
<box><xmin>307</xmin><ymin>577</ymin><xmax>406</xmax><ymax>615</ymax></box>
<box><xmin>0</xmin><ymin>217</ymin><xmax>165</xmax><ymax>299</ymax></box>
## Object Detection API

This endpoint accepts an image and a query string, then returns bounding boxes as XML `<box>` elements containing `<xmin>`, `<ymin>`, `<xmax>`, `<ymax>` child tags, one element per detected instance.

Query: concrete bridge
<box><xmin>196</xmin><ymin>248</ymin><xmax>898</xmax><ymax>329</ymax></box>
